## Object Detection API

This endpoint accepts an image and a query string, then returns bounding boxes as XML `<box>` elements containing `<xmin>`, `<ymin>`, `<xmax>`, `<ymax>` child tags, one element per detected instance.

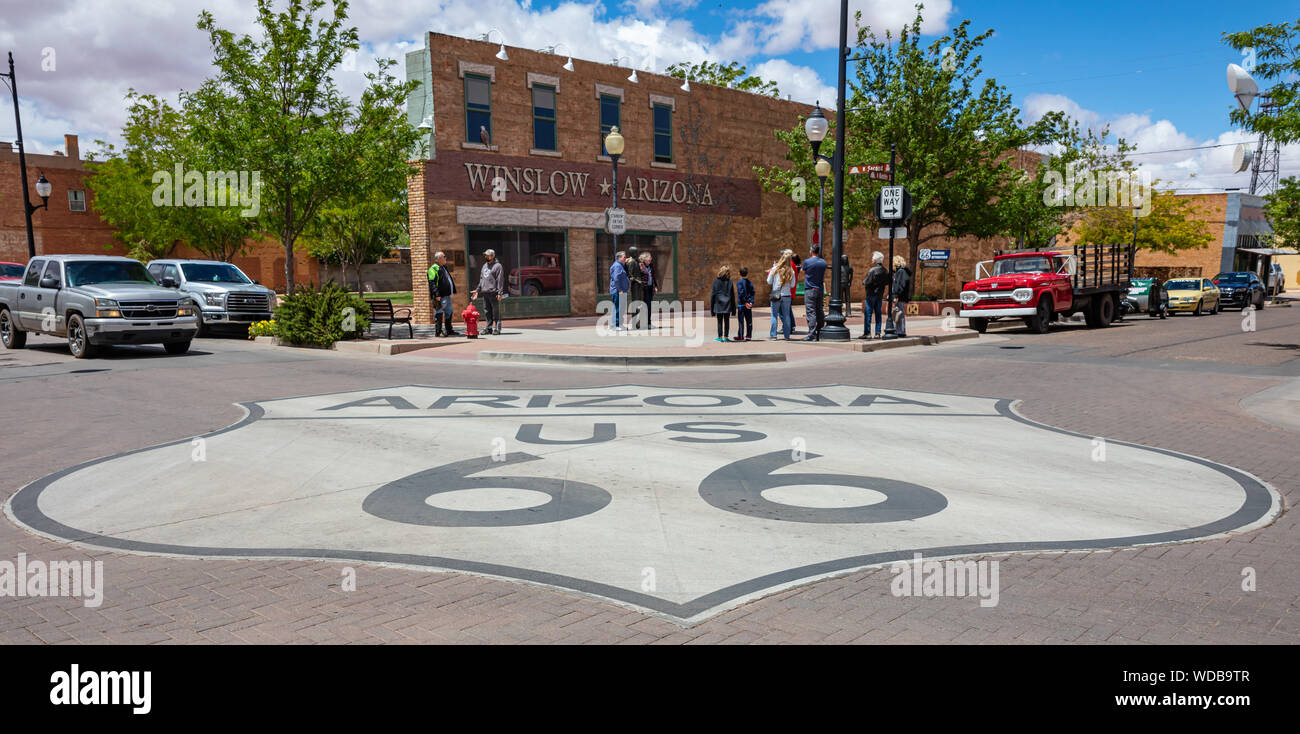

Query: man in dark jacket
<box><xmin>428</xmin><ymin>251</ymin><xmax>459</xmax><ymax>337</ymax></box>
<box><xmin>890</xmin><ymin>254</ymin><xmax>912</xmax><ymax>338</ymax></box>
<box><xmin>859</xmin><ymin>251</ymin><xmax>888</xmax><ymax>339</ymax></box>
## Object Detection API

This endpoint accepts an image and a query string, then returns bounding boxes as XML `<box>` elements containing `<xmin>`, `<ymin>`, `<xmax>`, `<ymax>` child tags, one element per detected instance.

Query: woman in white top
<box><xmin>767</xmin><ymin>251</ymin><xmax>795</xmax><ymax>340</ymax></box>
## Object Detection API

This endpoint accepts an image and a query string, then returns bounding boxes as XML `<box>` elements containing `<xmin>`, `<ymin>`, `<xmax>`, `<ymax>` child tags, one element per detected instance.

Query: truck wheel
<box><xmin>523</xmin><ymin>281</ymin><xmax>542</xmax><ymax>297</ymax></box>
<box><xmin>195</xmin><ymin>311</ymin><xmax>209</xmax><ymax>337</ymax></box>
<box><xmin>164</xmin><ymin>339</ymin><xmax>192</xmax><ymax>355</ymax></box>
<box><xmin>969</xmin><ymin>317</ymin><xmax>988</xmax><ymax>334</ymax></box>
<box><xmin>1085</xmin><ymin>295</ymin><xmax>1115</xmax><ymax>328</ymax></box>
<box><xmin>0</xmin><ymin>309</ymin><xmax>26</xmax><ymax>349</ymax></box>
<box><xmin>67</xmin><ymin>314</ymin><xmax>96</xmax><ymax>359</ymax></box>
<box><xmin>1029</xmin><ymin>298</ymin><xmax>1052</xmax><ymax>334</ymax></box>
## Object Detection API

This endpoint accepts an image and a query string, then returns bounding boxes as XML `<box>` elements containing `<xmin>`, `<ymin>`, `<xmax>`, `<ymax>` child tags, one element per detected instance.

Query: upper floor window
<box><xmin>465</xmin><ymin>73</ymin><xmax>492</xmax><ymax>144</ymax></box>
<box><xmin>599</xmin><ymin>94</ymin><xmax>620</xmax><ymax>156</ymax></box>
<box><xmin>533</xmin><ymin>84</ymin><xmax>557</xmax><ymax>151</ymax></box>
<box><xmin>653</xmin><ymin>104</ymin><xmax>672</xmax><ymax>163</ymax></box>
<box><xmin>68</xmin><ymin>189</ymin><xmax>86</xmax><ymax>212</ymax></box>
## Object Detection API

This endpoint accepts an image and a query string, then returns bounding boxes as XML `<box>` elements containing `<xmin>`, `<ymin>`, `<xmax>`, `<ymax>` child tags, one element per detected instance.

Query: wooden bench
<box><xmin>364</xmin><ymin>299</ymin><xmax>413</xmax><ymax>339</ymax></box>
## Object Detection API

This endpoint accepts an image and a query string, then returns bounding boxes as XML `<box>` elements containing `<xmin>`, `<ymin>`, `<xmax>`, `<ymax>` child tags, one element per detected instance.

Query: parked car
<box><xmin>146</xmin><ymin>259</ymin><xmax>276</xmax><ymax>336</ymax></box>
<box><xmin>0</xmin><ymin>255</ymin><xmax>197</xmax><ymax>358</ymax></box>
<box><xmin>1122</xmin><ymin>277</ymin><xmax>1168</xmax><ymax>319</ymax></box>
<box><xmin>1266</xmin><ymin>262</ymin><xmax>1286</xmax><ymax>295</ymax></box>
<box><xmin>1212</xmin><ymin>271</ymin><xmax>1266</xmax><ymax>310</ymax></box>
<box><xmin>1164</xmin><ymin>277</ymin><xmax>1220</xmax><ymax>315</ymax></box>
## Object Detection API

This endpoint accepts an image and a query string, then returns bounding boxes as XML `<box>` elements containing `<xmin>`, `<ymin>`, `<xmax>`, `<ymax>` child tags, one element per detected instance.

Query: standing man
<box><xmin>609</xmin><ymin>250</ymin><xmax>630</xmax><ymax>330</ymax></box>
<box><xmin>474</xmin><ymin>249</ymin><xmax>505</xmax><ymax>335</ymax></box>
<box><xmin>801</xmin><ymin>244</ymin><xmax>827</xmax><ymax>341</ymax></box>
<box><xmin>859</xmin><ymin>252</ymin><xmax>888</xmax><ymax>339</ymax></box>
<box><xmin>429</xmin><ymin>251</ymin><xmax>459</xmax><ymax>337</ymax></box>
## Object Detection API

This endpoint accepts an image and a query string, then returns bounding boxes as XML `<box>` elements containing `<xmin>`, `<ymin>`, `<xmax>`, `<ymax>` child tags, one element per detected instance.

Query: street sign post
<box><xmin>606</xmin><ymin>207</ymin><xmax>627</xmax><ymax>235</ymax></box>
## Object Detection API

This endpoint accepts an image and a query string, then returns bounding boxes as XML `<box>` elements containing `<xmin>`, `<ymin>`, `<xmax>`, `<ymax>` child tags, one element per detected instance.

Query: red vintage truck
<box><xmin>959</xmin><ymin>243</ymin><xmax>1134</xmax><ymax>334</ymax></box>
<box><xmin>508</xmin><ymin>252</ymin><xmax>564</xmax><ymax>297</ymax></box>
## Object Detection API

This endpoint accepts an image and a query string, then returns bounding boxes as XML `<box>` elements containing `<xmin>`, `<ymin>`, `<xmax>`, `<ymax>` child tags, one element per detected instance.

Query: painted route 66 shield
<box><xmin>7</xmin><ymin>385</ymin><xmax>1279</xmax><ymax>623</ymax></box>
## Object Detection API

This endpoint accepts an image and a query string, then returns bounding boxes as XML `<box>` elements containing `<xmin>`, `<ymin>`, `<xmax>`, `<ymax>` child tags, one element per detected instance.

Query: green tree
<box><xmin>756</xmin><ymin>7</ymin><xmax>1131</xmax><ymax>267</ymax></box>
<box><xmin>305</xmin><ymin>58</ymin><xmax>418</xmax><ymax>293</ymax></box>
<box><xmin>1224</xmin><ymin>19</ymin><xmax>1300</xmax><ymax>144</ymax></box>
<box><xmin>88</xmin><ymin>92</ymin><xmax>258</xmax><ymax>262</ymax></box>
<box><xmin>187</xmin><ymin>0</ymin><xmax>413</xmax><ymax>294</ymax></box>
<box><xmin>1262</xmin><ymin>176</ymin><xmax>1300</xmax><ymax>246</ymax></box>
<box><xmin>666</xmin><ymin>61</ymin><xmax>779</xmax><ymax>97</ymax></box>
<box><xmin>1070</xmin><ymin>186</ymin><xmax>1214</xmax><ymax>255</ymax></box>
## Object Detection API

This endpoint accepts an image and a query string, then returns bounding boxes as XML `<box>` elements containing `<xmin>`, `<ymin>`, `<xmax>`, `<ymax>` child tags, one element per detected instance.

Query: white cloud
<box><xmin>751</xmin><ymin>59</ymin><xmax>836</xmax><ymax>106</ymax></box>
<box><xmin>1022</xmin><ymin>93</ymin><xmax>1298</xmax><ymax>193</ymax></box>
<box><xmin>754</xmin><ymin>0</ymin><xmax>955</xmax><ymax>55</ymax></box>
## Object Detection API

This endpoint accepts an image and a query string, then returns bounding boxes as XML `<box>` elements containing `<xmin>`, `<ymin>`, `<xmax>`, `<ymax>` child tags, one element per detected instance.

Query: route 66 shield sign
<box><xmin>7</xmin><ymin>385</ymin><xmax>1278</xmax><ymax>624</ymax></box>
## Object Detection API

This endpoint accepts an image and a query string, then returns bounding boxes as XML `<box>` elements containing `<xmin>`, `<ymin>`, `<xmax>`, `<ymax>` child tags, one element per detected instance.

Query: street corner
<box><xmin>6</xmin><ymin>384</ymin><xmax>1281</xmax><ymax>624</ymax></box>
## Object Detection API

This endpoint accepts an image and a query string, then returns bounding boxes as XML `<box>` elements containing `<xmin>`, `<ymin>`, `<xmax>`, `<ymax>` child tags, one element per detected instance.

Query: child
<box><xmin>709</xmin><ymin>265</ymin><xmax>736</xmax><ymax>342</ymax></box>
<box><xmin>735</xmin><ymin>267</ymin><xmax>755</xmax><ymax>341</ymax></box>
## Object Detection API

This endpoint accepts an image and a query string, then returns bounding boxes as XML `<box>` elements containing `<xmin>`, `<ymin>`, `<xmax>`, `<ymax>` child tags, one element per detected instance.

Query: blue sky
<box><xmin>1</xmin><ymin>0</ymin><xmax>1294</xmax><ymax>191</ymax></box>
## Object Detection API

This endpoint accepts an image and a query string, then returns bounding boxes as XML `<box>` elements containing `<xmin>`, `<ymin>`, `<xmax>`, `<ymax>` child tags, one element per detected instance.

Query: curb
<box><xmin>477</xmin><ymin>351</ymin><xmax>789</xmax><ymax>366</ymax></box>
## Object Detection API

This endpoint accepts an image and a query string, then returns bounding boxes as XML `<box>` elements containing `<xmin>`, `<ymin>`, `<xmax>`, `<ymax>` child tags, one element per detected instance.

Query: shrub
<box><xmin>247</xmin><ymin>320</ymin><xmax>276</xmax><ymax>339</ymax></box>
<box><xmin>272</xmin><ymin>283</ymin><xmax>371</xmax><ymax>347</ymax></box>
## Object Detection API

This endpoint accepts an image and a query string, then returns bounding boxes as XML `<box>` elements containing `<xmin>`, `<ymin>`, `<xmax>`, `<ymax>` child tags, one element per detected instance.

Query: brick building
<box><xmin>1</xmin><ymin>134</ymin><xmax>313</xmax><ymax>291</ymax></box>
<box><xmin>404</xmin><ymin>33</ymin><xmax>1030</xmax><ymax>324</ymax></box>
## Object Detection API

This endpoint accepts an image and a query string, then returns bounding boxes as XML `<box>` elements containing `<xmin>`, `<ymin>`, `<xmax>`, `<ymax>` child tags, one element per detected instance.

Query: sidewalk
<box><xmin>345</xmin><ymin>306</ymin><xmax>977</xmax><ymax>365</ymax></box>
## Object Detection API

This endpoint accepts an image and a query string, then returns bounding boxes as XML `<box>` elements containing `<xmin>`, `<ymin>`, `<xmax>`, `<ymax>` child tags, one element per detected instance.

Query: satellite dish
<box><xmin>1232</xmin><ymin>143</ymin><xmax>1254</xmax><ymax>173</ymax></box>
<box><xmin>1227</xmin><ymin>63</ymin><xmax>1259</xmax><ymax>110</ymax></box>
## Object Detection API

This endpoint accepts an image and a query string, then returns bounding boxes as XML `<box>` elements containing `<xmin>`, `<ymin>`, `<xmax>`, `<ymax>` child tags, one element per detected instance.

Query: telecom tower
<box><xmin>1227</xmin><ymin>64</ymin><xmax>1280</xmax><ymax>196</ymax></box>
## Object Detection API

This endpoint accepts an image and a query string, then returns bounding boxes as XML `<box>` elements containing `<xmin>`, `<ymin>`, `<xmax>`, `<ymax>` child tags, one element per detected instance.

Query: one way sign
<box><xmin>874</xmin><ymin>186</ymin><xmax>911</xmax><ymax>223</ymax></box>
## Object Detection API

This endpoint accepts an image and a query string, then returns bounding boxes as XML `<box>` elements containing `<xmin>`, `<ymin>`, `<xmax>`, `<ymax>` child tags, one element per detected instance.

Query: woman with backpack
<box><xmin>890</xmin><ymin>254</ymin><xmax>913</xmax><ymax>338</ymax></box>
<box><xmin>710</xmin><ymin>265</ymin><xmax>737</xmax><ymax>342</ymax></box>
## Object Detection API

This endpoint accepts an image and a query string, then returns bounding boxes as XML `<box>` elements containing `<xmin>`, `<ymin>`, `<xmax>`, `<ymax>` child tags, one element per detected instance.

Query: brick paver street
<box><xmin>1</xmin><ymin>300</ymin><xmax>1297</xmax><ymax>644</ymax></box>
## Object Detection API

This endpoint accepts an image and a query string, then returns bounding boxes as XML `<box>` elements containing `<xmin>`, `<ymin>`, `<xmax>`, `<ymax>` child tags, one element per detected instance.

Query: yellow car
<box><xmin>1164</xmin><ymin>277</ymin><xmax>1220</xmax><ymax>315</ymax></box>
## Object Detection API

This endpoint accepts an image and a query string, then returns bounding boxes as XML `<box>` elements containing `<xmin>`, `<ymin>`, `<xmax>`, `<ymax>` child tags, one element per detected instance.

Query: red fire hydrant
<box><xmin>462</xmin><ymin>302</ymin><xmax>481</xmax><ymax>338</ymax></box>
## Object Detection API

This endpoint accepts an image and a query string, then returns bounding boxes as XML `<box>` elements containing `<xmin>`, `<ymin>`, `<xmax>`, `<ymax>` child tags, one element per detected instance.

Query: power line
<box><xmin>1124</xmin><ymin>141</ymin><xmax>1243</xmax><ymax>157</ymax></box>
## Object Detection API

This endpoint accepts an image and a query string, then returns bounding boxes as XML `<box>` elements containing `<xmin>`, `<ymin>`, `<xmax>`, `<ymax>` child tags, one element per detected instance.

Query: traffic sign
<box><xmin>919</xmin><ymin>248</ymin><xmax>951</xmax><ymax>261</ymax></box>
<box><xmin>877</xmin><ymin>227</ymin><xmax>908</xmax><ymax>239</ymax></box>
<box><xmin>606</xmin><ymin>208</ymin><xmax>627</xmax><ymax>235</ymax></box>
<box><xmin>868</xmin><ymin>171</ymin><xmax>891</xmax><ymax>182</ymax></box>
<box><xmin>874</xmin><ymin>186</ymin><xmax>911</xmax><ymax>223</ymax></box>
<box><xmin>849</xmin><ymin>163</ymin><xmax>890</xmax><ymax>175</ymax></box>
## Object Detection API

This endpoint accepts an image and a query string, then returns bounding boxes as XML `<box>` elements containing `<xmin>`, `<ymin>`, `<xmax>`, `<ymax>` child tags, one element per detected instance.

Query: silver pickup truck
<box><xmin>146</xmin><ymin>259</ymin><xmax>275</xmax><ymax>336</ymax></box>
<box><xmin>0</xmin><ymin>255</ymin><xmax>198</xmax><ymax>358</ymax></box>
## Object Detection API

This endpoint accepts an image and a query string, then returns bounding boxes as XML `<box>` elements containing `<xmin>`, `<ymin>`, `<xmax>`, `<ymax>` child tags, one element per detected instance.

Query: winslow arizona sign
<box><xmin>6</xmin><ymin>385</ymin><xmax>1278</xmax><ymax>624</ymax></box>
<box><xmin>422</xmin><ymin>150</ymin><xmax>763</xmax><ymax>217</ymax></box>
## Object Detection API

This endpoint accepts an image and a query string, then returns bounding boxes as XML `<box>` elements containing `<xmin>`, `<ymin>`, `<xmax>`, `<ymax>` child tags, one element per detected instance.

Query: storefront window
<box><xmin>597</xmin><ymin>232</ymin><xmax>676</xmax><ymax>296</ymax></box>
<box><xmin>467</xmin><ymin>228</ymin><xmax>568</xmax><ymax>298</ymax></box>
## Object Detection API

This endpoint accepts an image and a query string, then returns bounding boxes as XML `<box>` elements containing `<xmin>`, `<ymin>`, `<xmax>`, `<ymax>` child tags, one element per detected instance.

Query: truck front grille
<box><xmin>119</xmin><ymin>301</ymin><xmax>179</xmax><ymax>319</ymax></box>
<box><xmin>226</xmin><ymin>293</ymin><xmax>271</xmax><ymax>313</ymax></box>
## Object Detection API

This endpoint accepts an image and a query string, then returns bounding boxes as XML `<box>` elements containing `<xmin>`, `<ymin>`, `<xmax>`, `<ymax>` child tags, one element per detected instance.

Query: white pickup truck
<box><xmin>0</xmin><ymin>255</ymin><xmax>198</xmax><ymax>358</ymax></box>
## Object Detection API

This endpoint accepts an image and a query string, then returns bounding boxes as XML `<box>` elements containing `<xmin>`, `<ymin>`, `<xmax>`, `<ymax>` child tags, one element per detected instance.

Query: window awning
<box><xmin>1237</xmin><ymin>247</ymin><xmax>1299</xmax><ymax>256</ymax></box>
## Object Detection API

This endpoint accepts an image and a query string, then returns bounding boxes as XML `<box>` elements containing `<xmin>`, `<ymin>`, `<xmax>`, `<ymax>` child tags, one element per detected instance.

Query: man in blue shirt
<box><xmin>801</xmin><ymin>244</ymin><xmax>827</xmax><ymax>341</ymax></box>
<box><xmin>609</xmin><ymin>251</ymin><xmax>630</xmax><ymax>330</ymax></box>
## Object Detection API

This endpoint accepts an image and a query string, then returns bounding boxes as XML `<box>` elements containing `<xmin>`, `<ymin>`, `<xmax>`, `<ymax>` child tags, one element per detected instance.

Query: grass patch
<box><xmin>357</xmin><ymin>291</ymin><xmax>413</xmax><ymax>306</ymax></box>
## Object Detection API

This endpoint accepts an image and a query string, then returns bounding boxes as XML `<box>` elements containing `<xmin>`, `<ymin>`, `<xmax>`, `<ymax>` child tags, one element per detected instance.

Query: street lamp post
<box><xmin>2</xmin><ymin>52</ymin><xmax>52</xmax><ymax>259</ymax></box>
<box><xmin>804</xmin><ymin>105</ymin><xmax>831</xmax><ymax>256</ymax></box>
<box><xmin>819</xmin><ymin>0</ymin><xmax>852</xmax><ymax>341</ymax></box>
<box><xmin>604</xmin><ymin>126</ymin><xmax>625</xmax><ymax>323</ymax></box>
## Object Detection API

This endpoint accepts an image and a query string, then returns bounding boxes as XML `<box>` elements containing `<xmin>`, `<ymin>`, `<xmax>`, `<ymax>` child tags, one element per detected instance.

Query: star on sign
<box><xmin>599</xmin><ymin>178</ymin><xmax>612</xmax><ymax>196</ymax></box>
